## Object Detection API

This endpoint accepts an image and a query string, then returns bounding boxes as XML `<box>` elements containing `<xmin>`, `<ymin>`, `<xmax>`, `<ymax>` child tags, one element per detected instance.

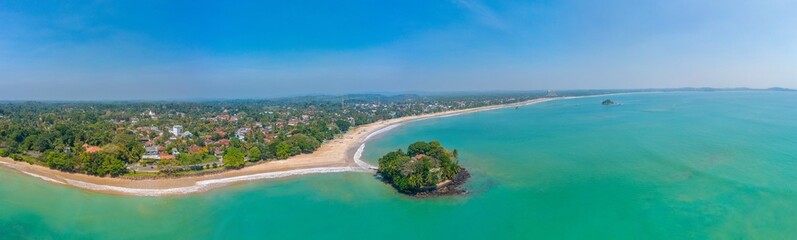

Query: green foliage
<box><xmin>177</xmin><ymin>153</ymin><xmax>216</xmax><ymax>166</ymax></box>
<box><xmin>230</xmin><ymin>138</ymin><xmax>244</xmax><ymax>149</ymax></box>
<box><xmin>223</xmin><ymin>147</ymin><xmax>246</xmax><ymax>169</ymax></box>
<box><xmin>45</xmin><ymin>151</ymin><xmax>75</xmax><ymax>172</ymax></box>
<box><xmin>377</xmin><ymin>141</ymin><xmax>460</xmax><ymax>193</ymax></box>
<box><xmin>203</xmin><ymin>154</ymin><xmax>217</xmax><ymax>163</ymax></box>
<box><xmin>285</xmin><ymin>134</ymin><xmax>321</xmax><ymax>153</ymax></box>
<box><xmin>334</xmin><ymin>120</ymin><xmax>351</xmax><ymax>132</ymax></box>
<box><xmin>158</xmin><ymin>157</ymin><xmax>182</xmax><ymax>173</ymax></box>
<box><xmin>273</xmin><ymin>142</ymin><xmax>292</xmax><ymax>160</ymax></box>
<box><xmin>77</xmin><ymin>152</ymin><xmax>128</xmax><ymax>177</ymax></box>
<box><xmin>247</xmin><ymin>147</ymin><xmax>262</xmax><ymax>161</ymax></box>
<box><xmin>407</xmin><ymin>141</ymin><xmax>431</xmax><ymax>157</ymax></box>
<box><xmin>257</xmin><ymin>144</ymin><xmax>275</xmax><ymax>160</ymax></box>
<box><xmin>105</xmin><ymin>157</ymin><xmax>128</xmax><ymax>177</ymax></box>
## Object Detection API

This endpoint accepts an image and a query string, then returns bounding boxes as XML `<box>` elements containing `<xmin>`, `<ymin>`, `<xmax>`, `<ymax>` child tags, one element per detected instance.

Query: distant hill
<box><xmin>766</xmin><ymin>87</ymin><xmax>796</xmax><ymax>91</ymax></box>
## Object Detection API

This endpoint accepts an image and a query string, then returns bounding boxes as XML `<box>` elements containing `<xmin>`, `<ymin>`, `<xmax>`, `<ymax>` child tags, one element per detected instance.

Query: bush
<box><xmin>223</xmin><ymin>147</ymin><xmax>246</xmax><ymax>169</ymax></box>
<box><xmin>247</xmin><ymin>147</ymin><xmax>261</xmax><ymax>162</ymax></box>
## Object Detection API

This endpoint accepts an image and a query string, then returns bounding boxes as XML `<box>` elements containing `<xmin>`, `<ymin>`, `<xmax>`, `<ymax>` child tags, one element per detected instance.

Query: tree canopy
<box><xmin>223</xmin><ymin>147</ymin><xmax>246</xmax><ymax>169</ymax></box>
<box><xmin>247</xmin><ymin>147</ymin><xmax>262</xmax><ymax>161</ymax></box>
<box><xmin>377</xmin><ymin>141</ymin><xmax>460</xmax><ymax>193</ymax></box>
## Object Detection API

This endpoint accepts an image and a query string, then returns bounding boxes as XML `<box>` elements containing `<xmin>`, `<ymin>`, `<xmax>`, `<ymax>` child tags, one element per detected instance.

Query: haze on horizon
<box><xmin>1</xmin><ymin>0</ymin><xmax>795</xmax><ymax>101</ymax></box>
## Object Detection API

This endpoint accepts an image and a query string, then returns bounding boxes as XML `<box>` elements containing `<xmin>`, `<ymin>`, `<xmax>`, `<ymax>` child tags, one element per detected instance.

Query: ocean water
<box><xmin>2</xmin><ymin>91</ymin><xmax>797</xmax><ymax>239</ymax></box>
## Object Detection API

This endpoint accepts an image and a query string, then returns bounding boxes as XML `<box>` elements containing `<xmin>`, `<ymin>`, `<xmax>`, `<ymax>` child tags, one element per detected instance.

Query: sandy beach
<box><xmin>0</xmin><ymin>97</ymin><xmax>558</xmax><ymax>196</ymax></box>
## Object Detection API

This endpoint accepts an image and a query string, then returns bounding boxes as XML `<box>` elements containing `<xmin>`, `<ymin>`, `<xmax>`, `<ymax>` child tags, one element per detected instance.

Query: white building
<box><xmin>235</xmin><ymin>128</ymin><xmax>251</xmax><ymax>141</ymax></box>
<box><xmin>142</xmin><ymin>146</ymin><xmax>161</xmax><ymax>160</ymax></box>
<box><xmin>171</xmin><ymin>125</ymin><xmax>183</xmax><ymax>136</ymax></box>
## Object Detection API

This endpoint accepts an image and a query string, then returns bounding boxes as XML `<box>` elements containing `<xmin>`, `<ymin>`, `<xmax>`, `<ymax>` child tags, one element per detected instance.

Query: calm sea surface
<box><xmin>2</xmin><ymin>91</ymin><xmax>797</xmax><ymax>239</ymax></box>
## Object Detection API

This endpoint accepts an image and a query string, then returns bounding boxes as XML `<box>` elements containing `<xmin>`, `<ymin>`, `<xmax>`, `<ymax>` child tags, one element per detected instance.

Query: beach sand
<box><xmin>0</xmin><ymin>98</ymin><xmax>557</xmax><ymax>196</ymax></box>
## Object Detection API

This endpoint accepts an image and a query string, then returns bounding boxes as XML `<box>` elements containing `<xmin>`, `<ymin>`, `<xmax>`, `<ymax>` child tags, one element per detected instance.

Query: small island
<box><xmin>602</xmin><ymin>99</ymin><xmax>617</xmax><ymax>105</ymax></box>
<box><xmin>377</xmin><ymin>141</ymin><xmax>470</xmax><ymax>197</ymax></box>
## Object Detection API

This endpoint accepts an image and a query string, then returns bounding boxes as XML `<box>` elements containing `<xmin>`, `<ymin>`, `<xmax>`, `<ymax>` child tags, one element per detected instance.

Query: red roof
<box><xmin>188</xmin><ymin>145</ymin><xmax>201</xmax><ymax>154</ymax></box>
<box><xmin>160</xmin><ymin>153</ymin><xmax>175</xmax><ymax>160</ymax></box>
<box><xmin>85</xmin><ymin>146</ymin><xmax>102</xmax><ymax>153</ymax></box>
<box><xmin>218</xmin><ymin>139</ymin><xmax>230</xmax><ymax>146</ymax></box>
<box><xmin>82</xmin><ymin>143</ymin><xmax>102</xmax><ymax>153</ymax></box>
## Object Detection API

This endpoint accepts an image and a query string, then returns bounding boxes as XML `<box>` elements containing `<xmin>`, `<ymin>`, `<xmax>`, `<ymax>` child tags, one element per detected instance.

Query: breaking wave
<box><xmin>63</xmin><ymin>167</ymin><xmax>365</xmax><ymax>196</ymax></box>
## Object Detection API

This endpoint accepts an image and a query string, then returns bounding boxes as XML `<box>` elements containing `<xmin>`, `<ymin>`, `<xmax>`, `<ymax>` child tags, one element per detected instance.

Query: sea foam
<box><xmin>63</xmin><ymin>166</ymin><xmax>366</xmax><ymax>196</ymax></box>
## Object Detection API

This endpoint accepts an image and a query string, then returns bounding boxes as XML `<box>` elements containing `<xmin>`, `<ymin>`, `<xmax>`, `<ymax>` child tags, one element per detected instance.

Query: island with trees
<box><xmin>377</xmin><ymin>141</ymin><xmax>470</xmax><ymax>197</ymax></box>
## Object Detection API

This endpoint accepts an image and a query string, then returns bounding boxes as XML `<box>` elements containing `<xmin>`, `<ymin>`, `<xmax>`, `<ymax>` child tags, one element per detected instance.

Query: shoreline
<box><xmin>0</xmin><ymin>95</ymin><xmax>580</xmax><ymax>196</ymax></box>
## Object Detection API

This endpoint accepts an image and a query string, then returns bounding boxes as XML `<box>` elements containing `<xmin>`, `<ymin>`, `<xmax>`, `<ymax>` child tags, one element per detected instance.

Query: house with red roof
<box><xmin>82</xmin><ymin>143</ymin><xmax>102</xmax><ymax>153</ymax></box>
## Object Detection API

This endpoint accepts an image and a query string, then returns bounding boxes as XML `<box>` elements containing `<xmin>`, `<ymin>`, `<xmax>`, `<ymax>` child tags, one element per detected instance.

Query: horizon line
<box><xmin>0</xmin><ymin>87</ymin><xmax>792</xmax><ymax>103</ymax></box>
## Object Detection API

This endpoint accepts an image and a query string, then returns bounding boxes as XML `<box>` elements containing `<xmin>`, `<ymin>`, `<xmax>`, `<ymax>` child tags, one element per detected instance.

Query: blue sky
<box><xmin>0</xmin><ymin>0</ymin><xmax>795</xmax><ymax>100</ymax></box>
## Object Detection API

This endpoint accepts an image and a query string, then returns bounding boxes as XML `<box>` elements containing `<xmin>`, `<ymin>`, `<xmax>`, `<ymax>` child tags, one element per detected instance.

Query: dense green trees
<box><xmin>223</xmin><ymin>147</ymin><xmax>246</xmax><ymax>169</ymax></box>
<box><xmin>247</xmin><ymin>147</ymin><xmax>261</xmax><ymax>161</ymax></box>
<box><xmin>42</xmin><ymin>151</ymin><xmax>128</xmax><ymax>177</ymax></box>
<box><xmin>285</xmin><ymin>134</ymin><xmax>320</xmax><ymax>153</ymax></box>
<box><xmin>377</xmin><ymin>141</ymin><xmax>460</xmax><ymax>193</ymax></box>
<box><xmin>407</xmin><ymin>141</ymin><xmax>432</xmax><ymax>157</ymax></box>
<box><xmin>273</xmin><ymin>142</ymin><xmax>293</xmax><ymax>160</ymax></box>
<box><xmin>80</xmin><ymin>152</ymin><xmax>128</xmax><ymax>177</ymax></box>
<box><xmin>44</xmin><ymin>151</ymin><xmax>74</xmax><ymax>172</ymax></box>
<box><xmin>335</xmin><ymin>120</ymin><xmax>351</xmax><ymax>132</ymax></box>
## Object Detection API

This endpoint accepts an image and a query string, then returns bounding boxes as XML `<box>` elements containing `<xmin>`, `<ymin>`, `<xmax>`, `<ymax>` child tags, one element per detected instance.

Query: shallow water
<box><xmin>2</xmin><ymin>91</ymin><xmax>796</xmax><ymax>239</ymax></box>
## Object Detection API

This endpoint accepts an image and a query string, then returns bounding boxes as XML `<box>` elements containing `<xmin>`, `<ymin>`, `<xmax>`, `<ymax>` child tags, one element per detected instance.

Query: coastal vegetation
<box><xmin>223</xmin><ymin>147</ymin><xmax>246</xmax><ymax>169</ymax></box>
<box><xmin>0</xmin><ymin>93</ymin><xmax>564</xmax><ymax>177</ymax></box>
<box><xmin>377</xmin><ymin>141</ymin><xmax>469</xmax><ymax>196</ymax></box>
<box><xmin>0</xmin><ymin>90</ymin><xmax>641</xmax><ymax>178</ymax></box>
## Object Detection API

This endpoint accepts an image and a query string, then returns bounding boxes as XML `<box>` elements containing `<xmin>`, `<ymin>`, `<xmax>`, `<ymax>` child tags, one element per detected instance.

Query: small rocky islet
<box><xmin>602</xmin><ymin>99</ymin><xmax>618</xmax><ymax>105</ymax></box>
<box><xmin>376</xmin><ymin>141</ymin><xmax>469</xmax><ymax>197</ymax></box>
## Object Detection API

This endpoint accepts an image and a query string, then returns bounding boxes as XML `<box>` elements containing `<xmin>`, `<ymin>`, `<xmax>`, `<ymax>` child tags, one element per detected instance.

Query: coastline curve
<box><xmin>0</xmin><ymin>93</ymin><xmax>638</xmax><ymax>196</ymax></box>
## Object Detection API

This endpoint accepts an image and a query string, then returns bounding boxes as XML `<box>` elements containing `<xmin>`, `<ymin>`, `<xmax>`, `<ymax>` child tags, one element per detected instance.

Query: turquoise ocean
<box><xmin>2</xmin><ymin>91</ymin><xmax>797</xmax><ymax>239</ymax></box>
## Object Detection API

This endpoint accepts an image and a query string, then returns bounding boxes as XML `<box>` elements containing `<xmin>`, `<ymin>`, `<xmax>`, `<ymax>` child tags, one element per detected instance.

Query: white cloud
<box><xmin>451</xmin><ymin>0</ymin><xmax>507</xmax><ymax>30</ymax></box>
